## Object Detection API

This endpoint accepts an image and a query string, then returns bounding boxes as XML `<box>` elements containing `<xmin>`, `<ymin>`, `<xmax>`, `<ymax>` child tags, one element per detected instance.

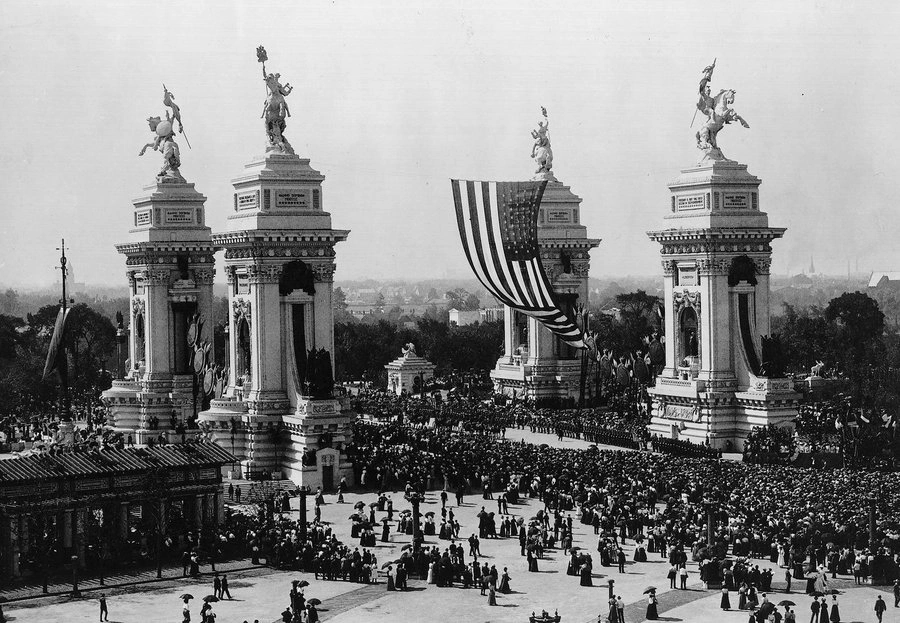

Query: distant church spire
<box><xmin>809</xmin><ymin>255</ymin><xmax>815</xmax><ymax>275</ymax></box>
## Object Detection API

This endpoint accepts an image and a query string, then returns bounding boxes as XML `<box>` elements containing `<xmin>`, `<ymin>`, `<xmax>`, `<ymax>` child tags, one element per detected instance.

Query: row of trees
<box><xmin>333</xmin><ymin>318</ymin><xmax>503</xmax><ymax>383</ymax></box>
<box><xmin>0</xmin><ymin>303</ymin><xmax>117</xmax><ymax>420</ymax></box>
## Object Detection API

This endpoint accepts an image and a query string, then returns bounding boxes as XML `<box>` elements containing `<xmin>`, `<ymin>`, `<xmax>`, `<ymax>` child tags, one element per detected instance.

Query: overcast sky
<box><xmin>0</xmin><ymin>1</ymin><xmax>897</xmax><ymax>287</ymax></box>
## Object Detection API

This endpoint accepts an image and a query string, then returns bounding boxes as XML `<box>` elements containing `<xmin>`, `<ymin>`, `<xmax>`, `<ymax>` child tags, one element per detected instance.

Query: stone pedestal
<box><xmin>199</xmin><ymin>153</ymin><xmax>352</xmax><ymax>484</ymax></box>
<box><xmin>385</xmin><ymin>350</ymin><xmax>435</xmax><ymax>395</ymax></box>
<box><xmin>101</xmin><ymin>181</ymin><xmax>216</xmax><ymax>444</ymax></box>
<box><xmin>491</xmin><ymin>180</ymin><xmax>600</xmax><ymax>403</ymax></box>
<box><xmin>646</xmin><ymin>158</ymin><xmax>799</xmax><ymax>450</ymax></box>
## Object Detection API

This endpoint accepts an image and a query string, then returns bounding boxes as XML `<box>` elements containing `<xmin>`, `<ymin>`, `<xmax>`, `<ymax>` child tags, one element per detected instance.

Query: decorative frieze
<box><xmin>673</xmin><ymin>289</ymin><xmax>701</xmax><ymax>315</ymax></box>
<box><xmin>310</xmin><ymin>263</ymin><xmax>337</xmax><ymax>282</ymax></box>
<box><xmin>232</xmin><ymin>299</ymin><xmax>251</xmax><ymax>327</ymax></box>
<box><xmin>247</xmin><ymin>264</ymin><xmax>283</xmax><ymax>284</ymax></box>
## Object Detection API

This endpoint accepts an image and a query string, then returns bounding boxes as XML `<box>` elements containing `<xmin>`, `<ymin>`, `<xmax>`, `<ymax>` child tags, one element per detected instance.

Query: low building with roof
<box><xmin>0</xmin><ymin>441</ymin><xmax>233</xmax><ymax>581</ymax></box>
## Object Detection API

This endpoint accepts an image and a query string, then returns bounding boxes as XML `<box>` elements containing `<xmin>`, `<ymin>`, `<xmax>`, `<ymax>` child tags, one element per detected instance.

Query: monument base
<box><xmin>648</xmin><ymin>375</ymin><xmax>799</xmax><ymax>451</ymax></box>
<box><xmin>198</xmin><ymin>396</ymin><xmax>354</xmax><ymax>487</ymax></box>
<box><xmin>491</xmin><ymin>358</ymin><xmax>583</xmax><ymax>404</ymax></box>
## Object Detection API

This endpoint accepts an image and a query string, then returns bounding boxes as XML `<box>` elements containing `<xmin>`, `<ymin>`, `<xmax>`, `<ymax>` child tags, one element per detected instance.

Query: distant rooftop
<box><xmin>868</xmin><ymin>272</ymin><xmax>900</xmax><ymax>288</ymax></box>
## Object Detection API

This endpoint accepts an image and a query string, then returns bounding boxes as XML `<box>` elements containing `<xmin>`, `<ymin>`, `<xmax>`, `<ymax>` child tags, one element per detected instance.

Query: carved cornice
<box><xmin>223</xmin><ymin>244</ymin><xmax>336</xmax><ymax>261</ymax></box>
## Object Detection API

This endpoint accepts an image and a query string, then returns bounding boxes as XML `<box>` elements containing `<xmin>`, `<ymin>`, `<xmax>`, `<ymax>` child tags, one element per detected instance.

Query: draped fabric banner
<box><xmin>42</xmin><ymin>306</ymin><xmax>71</xmax><ymax>382</ymax></box>
<box><xmin>450</xmin><ymin>179</ymin><xmax>585</xmax><ymax>349</ymax></box>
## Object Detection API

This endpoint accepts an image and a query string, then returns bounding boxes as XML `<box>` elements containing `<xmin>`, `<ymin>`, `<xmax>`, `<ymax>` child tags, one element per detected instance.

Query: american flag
<box><xmin>451</xmin><ymin>179</ymin><xmax>585</xmax><ymax>349</ymax></box>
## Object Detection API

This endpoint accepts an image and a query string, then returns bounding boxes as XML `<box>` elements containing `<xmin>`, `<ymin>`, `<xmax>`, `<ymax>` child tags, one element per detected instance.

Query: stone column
<box><xmin>119</xmin><ymin>502</ymin><xmax>130</xmax><ymax>541</ymax></box>
<box><xmin>215</xmin><ymin>492</ymin><xmax>225</xmax><ymax>524</ymax></box>
<box><xmin>204</xmin><ymin>494</ymin><xmax>215</xmax><ymax>525</ymax></box>
<box><xmin>5</xmin><ymin>515</ymin><xmax>21</xmax><ymax>578</ymax></box>
<box><xmin>75</xmin><ymin>507</ymin><xmax>87</xmax><ymax>568</ymax></box>
<box><xmin>63</xmin><ymin>509</ymin><xmax>74</xmax><ymax>548</ymax></box>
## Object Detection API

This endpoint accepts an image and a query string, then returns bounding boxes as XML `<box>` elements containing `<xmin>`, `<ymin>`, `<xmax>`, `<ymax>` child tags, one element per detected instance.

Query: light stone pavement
<box><xmin>4</xmin><ymin>429</ymin><xmax>891</xmax><ymax>623</ymax></box>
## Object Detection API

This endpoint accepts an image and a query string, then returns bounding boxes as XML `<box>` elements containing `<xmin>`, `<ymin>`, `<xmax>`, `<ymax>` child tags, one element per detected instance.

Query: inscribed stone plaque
<box><xmin>237</xmin><ymin>192</ymin><xmax>259</xmax><ymax>210</ymax></box>
<box><xmin>723</xmin><ymin>193</ymin><xmax>748</xmax><ymax>209</ymax></box>
<box><xmin>677</xmin><ymin>194</ymin><xmax>705</xmax><ymax>210</ymax></box>
<box><xmin>275</xmin><ymin>190</ymin><xmax>309</xmax><ymax>209</ymax></box>
<box><xmin>165</xmin><ymin>208</ymin><xmax>193</xmax><ymax>224</ymax></box>
<box><xmin>547</xmin><ymin>209</ymin><xmax>570</xmax><ymax>223</ymax></box>
<box><xmin>135</xmin><ymin>211</ymin><xmax>151</xmax><ymax>226</ymax></box>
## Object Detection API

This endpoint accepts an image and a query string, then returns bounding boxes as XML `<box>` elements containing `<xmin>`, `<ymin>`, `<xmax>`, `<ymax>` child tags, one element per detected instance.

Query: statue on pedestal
<box><xmin>694</xmin><ymin>60</ymin><xmax>749</xmax><ymax>161</ymax></box>
<box><xmin>139</xmin><ymin>85</ymin><xmax>188</xmax><ymax>183</ymax></box>
<box><xmin>531</xmin><ymin>106</ymin><xmax>556</xmax><ymax>181</ymax></box>
<box><xmin>257</xmin><ymin>46</ymin><xmax>295</xmax><ymax>155</ymax></box>
<box><xmin>402</xmin><ymin>343</ymin><xmax>417</xmax><ymax>359</ymax></box>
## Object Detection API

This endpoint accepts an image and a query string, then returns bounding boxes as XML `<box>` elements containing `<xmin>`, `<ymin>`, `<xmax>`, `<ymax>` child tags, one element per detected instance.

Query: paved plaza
<box><xmin>4</xmin><ymin>464</ymin><xmax>893</xmax><ymax>623</ymax></box>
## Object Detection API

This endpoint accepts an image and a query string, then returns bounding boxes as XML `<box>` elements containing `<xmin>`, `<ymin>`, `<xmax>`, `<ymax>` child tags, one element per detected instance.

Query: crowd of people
<box><xmin>347</xmin><ymin>419</ymin><xmax>900</xmax><ymax>582</ymax></box>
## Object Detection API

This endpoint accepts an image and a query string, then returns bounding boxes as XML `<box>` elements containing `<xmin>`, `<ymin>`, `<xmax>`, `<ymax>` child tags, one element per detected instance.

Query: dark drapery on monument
<box><xmin>305</xmin><ymin>348</ymin><xmax>333</xmax><ymax>399</ymax></box>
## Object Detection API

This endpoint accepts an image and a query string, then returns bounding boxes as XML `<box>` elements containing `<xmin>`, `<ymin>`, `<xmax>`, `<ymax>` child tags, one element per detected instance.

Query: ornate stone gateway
<box><xmin>103</xmin><ymin>85</ymin><xmax>216</xmax><ymax>445</ymax></box>
<box><xmin>646</xmin><ymin>62</ymin><xmax>799</xmax><ymax>450</ymax></box>
<box><xmin>197</xmin><ymin>46</ymin><xmax>353</xmax><ymax>488</ymax></box>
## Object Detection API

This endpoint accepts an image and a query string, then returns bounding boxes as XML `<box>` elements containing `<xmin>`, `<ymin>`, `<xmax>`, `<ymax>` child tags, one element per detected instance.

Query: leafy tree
<box><xmin>824</xmin><ymin>291</ymin><xmax>885</xmax><ymax>363</ymax></box>
<box><xmin>1</xmin><ymin>288</ymin><xmax>19</xmax><ymax>315</ymax></box>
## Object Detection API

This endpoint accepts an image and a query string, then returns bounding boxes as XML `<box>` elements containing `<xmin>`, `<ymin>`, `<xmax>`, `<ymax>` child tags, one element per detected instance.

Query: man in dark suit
<box><xmin>809</xmin><ymin>597</ymin><xmax>820</xmax><ymax>623</ymax></box>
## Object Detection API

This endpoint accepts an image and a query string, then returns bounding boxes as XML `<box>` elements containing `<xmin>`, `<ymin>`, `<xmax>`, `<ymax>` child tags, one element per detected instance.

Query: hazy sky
<box><xmin>1</xmin><ymin>1</ymin><xmax>898</xmax><ymax>287</ymax></box>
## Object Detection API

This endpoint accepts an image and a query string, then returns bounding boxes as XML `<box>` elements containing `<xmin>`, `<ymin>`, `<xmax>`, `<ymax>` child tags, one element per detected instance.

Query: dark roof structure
<box><xmin>0</xmin><ymin>442</ymin><xmax>234</xmax><ymax>483</ymax></box>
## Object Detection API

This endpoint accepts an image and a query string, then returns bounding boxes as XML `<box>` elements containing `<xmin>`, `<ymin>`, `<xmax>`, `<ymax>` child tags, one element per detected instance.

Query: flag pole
<box><xmin>58</xmin><ymin>238</ymin><xmax>71</xmax><ymax>423</ymax></box>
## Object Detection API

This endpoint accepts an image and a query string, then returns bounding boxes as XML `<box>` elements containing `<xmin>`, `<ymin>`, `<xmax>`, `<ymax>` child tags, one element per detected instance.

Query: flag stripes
<box><xmin>451</xmin><ymin>179</ymin><xmax>585</xmax><ymax>349</ymax></box>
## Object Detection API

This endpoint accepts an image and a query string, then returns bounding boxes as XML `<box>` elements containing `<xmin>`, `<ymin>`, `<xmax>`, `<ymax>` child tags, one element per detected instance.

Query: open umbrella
<box><xmin>354</xmin><ymin>501</ymin><xmax>365</xmax><ymax>509</ymax></box>
<box><xmin>424</xmin><ymin>512</ymin><xmax>435</xmax><ymax>518</ymax></box>
<box><xmin>381</xmin><ymin>561</ymin><xmax>394</xmax><ymax>569</ymax></box>
<box><xmin>643</xmin><ymin>586</ymin><xmax>658</xmax><ymax>594</ymax></box>
<box><xmin>203</xmin><ymin>595</ymin><xmax>219</xmax><ymax>602</ymax></box>
<box><xmin>297</xmin><ymin>580</ymin><xmax>309</xmax><ymax>588</ymax></box>
<box><xmin>778</xmin><ymin>600</ymin><xmax>796</xmax><ymax>607</ymax></box>
<box><xmin>369</xmin><ymin>502</ymin><xmax>378</xmax><ymax>508</ymax></box>
<box><xmin>179</xmin><ymin>594</ymin><xmax>194</xmax><ymax>601</ymax></box>
<box><xmin>308</xmin><ymin>598</ymin><xmax>322</xmax><ymax>606</ymax></box>
<box><xmin>348</xmin><ymin>514</ymin><xmax>361</xmax><ymax>520</ymax></box>
<box><xmin>400</xmin><ymin>509</ymin><xmax>412</xmax><ymax>515</ymax></box>
<box><xmin>401</xmin><ymin>544</ymin><xmax>413</xmax><ymax>551</ymax></box>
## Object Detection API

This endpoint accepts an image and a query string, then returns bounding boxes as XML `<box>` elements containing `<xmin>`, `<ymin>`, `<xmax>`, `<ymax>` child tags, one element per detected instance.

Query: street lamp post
<box><xmin>71</xmin><ymin>554</ymin><xmax>81</xmax><ymax>597</ymax></box>
<box><xmin>408</xmin><ymin>492</ymin><xmax>424</xmax><ymax>555</ymax></box>
<box><xmin>298</xmin><ymin>486</ymin><xmax>311</xmax><ymax>543</ymax></box>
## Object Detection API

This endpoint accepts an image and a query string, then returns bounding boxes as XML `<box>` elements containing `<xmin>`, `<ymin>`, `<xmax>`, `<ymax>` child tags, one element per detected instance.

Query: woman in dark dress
<box><xmin>580</xmin><ymin>556</ymin><xmax>593</xmax><ymax>586</ymax></box>
<box><xmin>829</xmin><ymin>596</ymin><xmax>841</xmax><ymax>622</ymax></box>
<box><xmin>720</xmin><ymin>587</ymin><xmax>731</xmax><ymax>610</ymax></box>
<box><xmin>499</xmin><ymin>568</ymin><xmax>511</xmax><ymax>593</ymax></box>
<box><xmin>646</xmin><ymin>591</ymin><xmax>658</xmax><ymax>620</ymax></box>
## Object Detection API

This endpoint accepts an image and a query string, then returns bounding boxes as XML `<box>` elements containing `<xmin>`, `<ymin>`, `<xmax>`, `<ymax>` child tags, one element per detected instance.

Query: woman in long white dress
<box><xmin>427</xmin><ymin>561</ymin><xmax>436</xmax><ymax>584</ymax></box>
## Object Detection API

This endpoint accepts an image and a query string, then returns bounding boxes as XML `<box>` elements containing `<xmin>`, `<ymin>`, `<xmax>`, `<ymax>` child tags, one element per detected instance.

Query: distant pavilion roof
<box><xmin>0</xmin><ymin>442</ymin><xmax>234</xmax><ymax>483</ymax></box>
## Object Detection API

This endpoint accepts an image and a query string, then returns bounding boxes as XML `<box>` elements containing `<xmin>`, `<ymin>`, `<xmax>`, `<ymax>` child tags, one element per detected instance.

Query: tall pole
<box><xmin>298</xmin><ymin>487</ymin><xmax>309</xmax><ymax>543</ymax></box>
<box><xmin>57</xmin><ymin>239</ymin><xmax>72</xmax><ymax>423</ymax></box>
